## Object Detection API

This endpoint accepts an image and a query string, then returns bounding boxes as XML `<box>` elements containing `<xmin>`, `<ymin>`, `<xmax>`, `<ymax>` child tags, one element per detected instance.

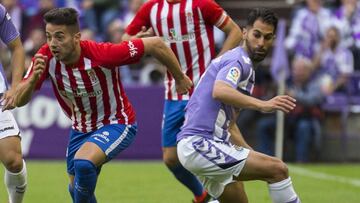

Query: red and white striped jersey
<box><xmin>24</xmin><ymin>39</ymin><xmax>145</xmax><ymax>133</ymax></box>
<box><xmin>126</xmin><ymin>0</ymin><xmax>229</xmax><ymax>100</ymax></box>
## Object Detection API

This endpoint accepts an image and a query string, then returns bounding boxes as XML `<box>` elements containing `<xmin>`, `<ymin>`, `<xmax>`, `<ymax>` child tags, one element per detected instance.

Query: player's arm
<box><xmin>122</xmin><ymin>26</ymin><xmax>154</xmax><ymax>40</ymax></box>
<box><xmin>122</xmin><ymin>1</ymin><xmax>154</xmax><ymax>41</ymax></box>
<box><xmin>229</xmin><ymin>118</ymin><xmax>253</xmax><ymax>150</ymax></box>
<box><xmin>142</xmin><ymin>37</ymin><xmax>192</xmax><ymax>94</ymax></box>
<box><xmin>212</xmin><ymin>81</ymin><xmax>296</xmax><ymax>113</ymax></box>
<box><xmin>11</xmin><ymin>54</ymin><xmax>47</xmax><ymax>109</ymax></box>
<box><xmin>217</xmin><ymin>18</ymin><xmax>242</xmax><ymax>56</ymax></box>
<box><xmin>1</xmin><ymin>37</ymin><xmax>25</xmax><ymax>110</ymax></box>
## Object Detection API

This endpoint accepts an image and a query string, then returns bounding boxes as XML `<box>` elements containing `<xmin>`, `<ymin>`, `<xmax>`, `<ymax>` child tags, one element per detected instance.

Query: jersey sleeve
<box><xmin>125</xmin><ymin>1</ymin><xmax>154</xmax><ymax>35</ymax></box>
<box><xmin>216</xmin><ymin>62</ymin><xmax>243</xmax><ymax>89</ymax></box>
<box><xmin>84</xmin><ymin>39</ymin><xmax>145</xmax><ymax>67</ymax></box>
<box><xmin>198</xmin><ymin>0</ymin><xmax>229</xmax><ymax>29</ymax></box>
<box><xmin>0</xmin><ymin>4</ymin><xmax>19</xmax><ymax>45</ymax></box>
<box><xmin>23</xmin><ymin>45</ymin><xmax>51</xmax><ymax>90</ymax></box>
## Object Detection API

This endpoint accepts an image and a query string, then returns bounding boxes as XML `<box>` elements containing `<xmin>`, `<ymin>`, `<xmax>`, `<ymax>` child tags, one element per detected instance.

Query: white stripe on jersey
<box><xmin>150</xmin><ymin>3</ymin><xmax>159</xmax><ymax>36</ymax></box>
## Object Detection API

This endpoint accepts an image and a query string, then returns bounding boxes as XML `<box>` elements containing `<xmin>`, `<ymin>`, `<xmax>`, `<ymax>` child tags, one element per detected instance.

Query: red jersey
<box><xmin>24</xmin><ymin>39</ymin><xmax>145</xmax><ymax>133</ymax></box>
<box><xmin>126</xmin><ymin>0</ymin><xmax>229</xmax><ymax>100</ymax></box>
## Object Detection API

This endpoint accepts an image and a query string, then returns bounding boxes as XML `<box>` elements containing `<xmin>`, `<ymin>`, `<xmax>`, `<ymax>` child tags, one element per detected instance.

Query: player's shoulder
<box><xmin>0</xmin><ymin>4</ymin><xmax>7</xmax><ymax>21</ymax></box>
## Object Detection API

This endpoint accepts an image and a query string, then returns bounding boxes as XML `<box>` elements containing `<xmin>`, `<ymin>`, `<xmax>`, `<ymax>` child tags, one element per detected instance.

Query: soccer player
<box><xmin>123</xmin><ymin>1</ymin><xmax>243</xmax><ymax>202</ymax></box>
<box><xmin>4</xmin><ymin>7</ymin><xmax>192</xmax><ymax>203</ymax></box>
<box><xmin>0</xmin><ymin>3</ymin><xmax>27</xmax><ymax>203</ymax></box>
<box><xmin>177</xmin><ymin>8</ymin><xmax>301</xmax><ymax>203</ymax></box>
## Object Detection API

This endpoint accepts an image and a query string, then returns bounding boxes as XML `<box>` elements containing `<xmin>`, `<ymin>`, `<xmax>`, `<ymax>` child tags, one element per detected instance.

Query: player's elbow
<box><xmin>143</xmin><ymin>36</ymin><xmax>165</xmax><ymax>54</ymax></box>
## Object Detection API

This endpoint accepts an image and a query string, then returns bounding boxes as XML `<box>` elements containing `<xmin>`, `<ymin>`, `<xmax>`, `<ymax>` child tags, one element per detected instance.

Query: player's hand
<box><xmin>175</xmin><ymin>74</ymin><xmax>193</xmax><ymax>94</ymax></box>
<box><xmin>1</xmin><ymin>88</ymin><xmax>17</xmax><ymax>111</ymax></box>
<box><xmin>135</xmin><ymin>26</ymin><xmax>154</xmax><ymax>38</ymax></box>
<box><xmin>31</xmin><ymin>54</ymin><xmax>47</xmax><ymax>83</ymax></box>
<box><xmin>260</xmin><ymin>95</ymin><xmax>296</xmax><ymax>113</ymax></box>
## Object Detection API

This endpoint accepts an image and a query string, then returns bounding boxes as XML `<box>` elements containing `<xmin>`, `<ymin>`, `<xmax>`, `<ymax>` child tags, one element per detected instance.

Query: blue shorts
<box><xmin>66</xmin><ymin>124</ymin><xmax>137</xmax><ymax>175</ymax></box>
<box><xmin>162</xmin><ymin>100</ymin><xmax>188</xmax><ymax>147</ymax></box>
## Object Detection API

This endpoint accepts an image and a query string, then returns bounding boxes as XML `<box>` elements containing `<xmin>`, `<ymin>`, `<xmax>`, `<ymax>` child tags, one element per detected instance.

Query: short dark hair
<box><xmin>44</xmin><ymin>7</ymin><xmax>79</xmax><ymax>32</ymax></box>
<box><xmin>246</xmin><ymin>8</ymin><xmax>278</xmax><ymax>32</ymax></box>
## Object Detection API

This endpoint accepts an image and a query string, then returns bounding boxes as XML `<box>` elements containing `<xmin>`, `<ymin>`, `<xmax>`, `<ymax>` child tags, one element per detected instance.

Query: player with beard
<box><xmin>177</xmin><ymin>8</ymin><xmax>301</xmax><ymax>203</ymax></box>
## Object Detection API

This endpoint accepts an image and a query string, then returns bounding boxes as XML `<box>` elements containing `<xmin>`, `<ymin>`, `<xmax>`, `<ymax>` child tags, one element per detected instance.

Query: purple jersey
<box><xmin>0</xmin><ymin>4</ymin><xmax>20</xmax><ymax>93</ymax></box>
<box><xmin>177</xmin><ymin>47</ymin><xmax>255</xmax><ymax>142</ymax></box>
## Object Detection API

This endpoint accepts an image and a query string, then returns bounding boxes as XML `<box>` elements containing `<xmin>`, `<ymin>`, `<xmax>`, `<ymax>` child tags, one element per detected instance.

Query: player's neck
<box><xmin>62</xmin><ymin>44</ymin><xmax>81</xmax><ymax>67</ymax></box>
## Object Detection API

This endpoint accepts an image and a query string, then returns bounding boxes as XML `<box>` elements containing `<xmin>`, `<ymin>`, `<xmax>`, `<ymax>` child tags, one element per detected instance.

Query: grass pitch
<box><xmin>0</xmin><ymin>161</ymin><xmax>359</xmax><ymax>203</ymax></box>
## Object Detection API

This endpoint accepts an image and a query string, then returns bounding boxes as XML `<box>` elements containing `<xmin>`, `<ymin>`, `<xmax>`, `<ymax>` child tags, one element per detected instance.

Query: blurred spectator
<box><xmin>105</xmin><ymin>18</ymin><xmax>125</xmax><ymax>43</ymax></box>
<box><xmin>23</xmin><ymin>27</ymin><xmax>46</xmax><ymax>56</ymax></box>
<box><xmin>81</xmin><ymin>0</ymin><xmax>119</xmax><ymax>39</ymax></box>
<box><xmin>286</xmin><ymin>0</ymin><xmax>332</xmax><ymax>59</ymax></box>
<box><xmin>139</xmin><ymin>58</ymin><xmax>165</xmax><ymax>85</ymax></box>
<box><xmin>80</xmin><ymin>28</ymin><xmax>96</xmax><ymax>41</ymax></box>
<box><xmin>334</xmin><ymin>0</ymin><xmax>360</xmax><ymax>69</ymax></box>
<box><xmin>123</xmin><ymin>0</ymin><xmax>143</xmax><ymax>26</ymax></box>
<box><xmin>256</xmin><ymin>57</ymin><xmax>324</xmax><ymax>162</ymax></box>
<box><xmin>313</xmin><ymin>26</ymin><xmax>354</xmax><ymax>95</ymax></box>
<box><xmin>22</xmin><ymin>0</ymin><xmax>55</xmax><ymax>40</ymax></box>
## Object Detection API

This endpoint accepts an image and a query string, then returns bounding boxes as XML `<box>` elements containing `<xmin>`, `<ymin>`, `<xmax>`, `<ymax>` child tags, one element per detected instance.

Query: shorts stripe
<box><xmin>105</xmin><ymin>125</ymin><xmax>129</xmax><ymax>155</ymax></box>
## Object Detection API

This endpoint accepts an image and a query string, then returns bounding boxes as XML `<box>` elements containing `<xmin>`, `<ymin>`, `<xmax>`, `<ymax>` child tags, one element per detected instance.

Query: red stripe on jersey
<box><xmin>111</xmin><ymin>68</ymin><xmax>125</xmax><ymax>124</ymax></box>
<box><xmin>93</xmin><ymin>68</ymin><xmax>111</xmax><ymax>125</ymax></box>
<box><xmin>180</xmin><ymin>0</ymin><xmax>194</xmax><ymax>96</ymax></box>
<box><xmin>78</xmin><ymin>60</ymin><xmax>98</xmax><ymax>132</ymax></box>
<box><xmin>193</xmin><ymin>6</ymin><xmax>206</xmax><ymax>78</ymax></box>
<box><xmin>53</xmin><ymin>62</ymin><xmax>75</xmax><ymax>129</ymax></box>
<box><xmin>66</xmin><ymin>67</ymin><xmax>87</xmax><ymax>132</ymax></box>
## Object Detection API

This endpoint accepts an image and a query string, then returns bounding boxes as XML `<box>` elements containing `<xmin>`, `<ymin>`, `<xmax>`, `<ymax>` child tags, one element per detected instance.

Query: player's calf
<box><xmin>5</xmin><ymin>159</ymin><xmax>27</xmax><ymax>203</ymax></box>
<box><xmin>73</xmin><ymin>159</ymin><xmax>98</xmax><ymax>203</ymax></box>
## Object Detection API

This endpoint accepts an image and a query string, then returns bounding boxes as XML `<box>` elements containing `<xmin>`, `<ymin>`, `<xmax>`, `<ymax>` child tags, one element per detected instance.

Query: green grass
<box><xmin>1</xmin><ymin>161</ymin><xmax>359</xmax><ymax>203</ymax></box>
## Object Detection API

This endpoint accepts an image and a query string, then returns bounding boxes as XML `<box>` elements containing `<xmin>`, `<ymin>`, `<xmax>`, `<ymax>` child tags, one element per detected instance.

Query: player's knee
<box><xmin>74</xmin><ymin>159</ymin><xmax>96</xmax><ymax>176</ymax></box>
<box><xmin>162</xmin><ymin>150</ymin><xmax>180</xmax><ymax>167</ymax></box>
<box><xmin>3</xmin><ymin>154</ymin><xmax>23</xmax><ymax>173</ymax></box>
<box><xmin>269</xmin><ymin>158</ymin><xmax>289</xmax><ymax>183</ymax></box>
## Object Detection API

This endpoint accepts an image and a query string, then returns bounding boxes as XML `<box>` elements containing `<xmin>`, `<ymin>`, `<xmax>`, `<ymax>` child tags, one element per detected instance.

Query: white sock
<box><xmin>268</xmin><ymin>177</ymin><xmax>300</xmax><ymax>203</ymax></box>
<box><xmin>4</xmin><ymin>159</ymin><xmax>27</xmax><ymax>203</ymax></box>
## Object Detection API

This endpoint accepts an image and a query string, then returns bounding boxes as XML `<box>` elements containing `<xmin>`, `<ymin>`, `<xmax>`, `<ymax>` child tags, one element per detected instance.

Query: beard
<box><xmin>245</xmin><ymin>40</ymin><xmax>267</xmax><ymax>63</ymax></box>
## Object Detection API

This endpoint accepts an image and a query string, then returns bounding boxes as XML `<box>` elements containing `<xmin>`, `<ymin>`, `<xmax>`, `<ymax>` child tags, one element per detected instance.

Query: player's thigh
<box><xmin>0</xmin><ymin>110</ymin><xmax>22</xmax><ymax>163</ymax></box>
<box><xmin>67</xmin><ymin>124</ymin><xmax>137</xmax><ymax>175</ymax></box>
<box><xmin>218</xmin><ymin>181</ymin><xmax>248</xmax><ymax>203</ymax></box>
<box><xmin>162</xmin><ymin>146</ymin><xmax>179</xmax><ymax>166</ymax></box>
<box><xmin>161</xmin><ymin>100</ymin><xmax>187</xmax><ymax>147</ymax></box>
<box><xmin>177</xmin><ymin>136</ymin><xmax>249</xmax><ymax>198</ymax></box>
<box><xmin>75</xmin><ymin>124</ymin><xmax>137</xmax><ymax>164</ymax></box>
<box><xmin>237</xmin><ymin>150</ymin><xmax>286</xmax><ymax>182</ymax></box>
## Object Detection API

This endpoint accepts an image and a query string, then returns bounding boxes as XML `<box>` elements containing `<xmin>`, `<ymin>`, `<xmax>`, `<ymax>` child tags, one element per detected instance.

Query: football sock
<box><xmin>268</xmin><ymin>177</ymin><xmax>301</xmax><ymax>203</ymax></box>
<box><xmin>168</xmin><ymin>163</ymin><xmax>204</xmax><ymax>197</ymax></box>
<box><xmin>69</xmin><ymin>184</ymin><xmax>74</xmax><ymax>201</ymax></box>
<box><xmin>73</xmin><ymin>159</ymin><xmax>98</xmax><ymax>203</ymax></box>
<box><xmin>4</xmin><ymin>159</ymin><xmax>27</xmax><ymax>203</ymax></box>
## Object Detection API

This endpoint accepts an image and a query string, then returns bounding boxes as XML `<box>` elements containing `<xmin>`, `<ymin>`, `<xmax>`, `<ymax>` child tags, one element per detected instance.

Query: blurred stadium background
<box><xmin>1</xmin><ymin>0</ymin><xmax>360</xmax><ymax>202</ymax></box>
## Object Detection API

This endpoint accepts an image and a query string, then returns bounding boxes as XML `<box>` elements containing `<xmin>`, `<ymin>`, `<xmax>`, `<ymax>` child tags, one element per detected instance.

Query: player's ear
<box><xmin>74</xmin><ymin>32</ymin><xmax>81</xmax><ymax>42</ymax></box>
<box><xmin>242</xmin><ymin>28</ymin><xmax>248</xmax><ymax>39</ymax></box>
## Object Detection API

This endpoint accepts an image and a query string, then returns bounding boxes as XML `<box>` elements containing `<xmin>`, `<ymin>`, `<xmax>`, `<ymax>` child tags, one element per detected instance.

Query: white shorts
<box><xmin>0</xmin><ymin>110</ymin><xmax>20</xmax><ymax>139</ymax></box>
<box><xmin>177</xmin><ymin>136</ymin><xmax>250</xmax><ymax>198</ymax></box>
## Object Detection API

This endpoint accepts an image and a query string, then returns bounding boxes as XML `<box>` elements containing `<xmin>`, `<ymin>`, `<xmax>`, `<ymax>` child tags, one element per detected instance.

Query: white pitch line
<box><xmin>289</xmin><ymin>166</ymin><xmax>360</xmax><ymax>187</ymax></box>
